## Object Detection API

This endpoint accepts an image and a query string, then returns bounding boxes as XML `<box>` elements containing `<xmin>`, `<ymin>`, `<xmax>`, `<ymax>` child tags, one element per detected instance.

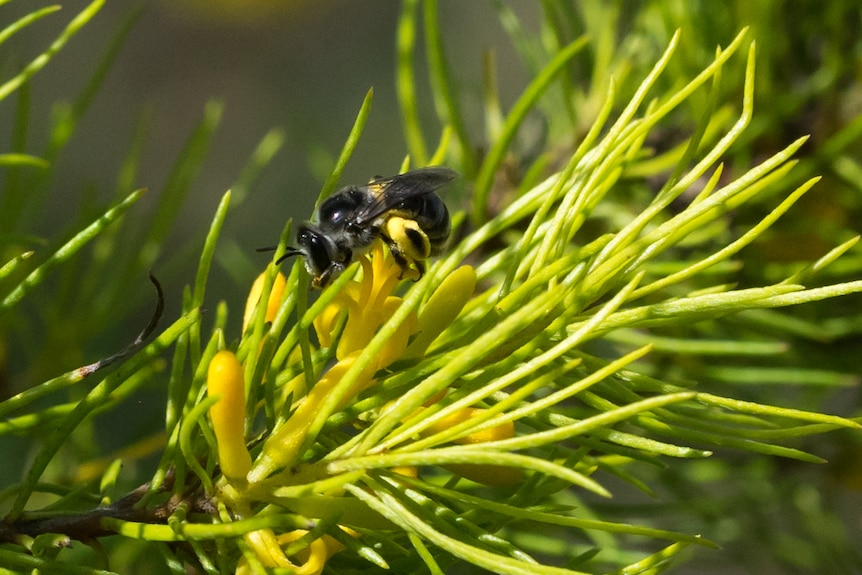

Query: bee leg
<box><xmin>314</xmin><ymin>258</ymin><xmax>347</xmax><ymax>288</ymax></box>
<box><xmin>383</xmin><ymin>217</ymin><xmax>430</xmax><ymax>280</ymax></box>
<box><xmin>385</xmin><ymin>238</ymin><xmax>414</xmax><ymax>280</ymax></box>
<box><xmin>412</xmin><ymin>259</ymin><xmax>426</xmax><ymax>281</ymax></box>
<box><xmin>313</xmin><ymin>268</ymin><xmax>333</xmax><ymax>289</ymax></box>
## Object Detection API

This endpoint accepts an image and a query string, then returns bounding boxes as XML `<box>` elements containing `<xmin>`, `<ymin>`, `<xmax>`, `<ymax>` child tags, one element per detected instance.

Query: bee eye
<box><xmin>298</xmin><ymin>227</ymin><xmax>335</xmax><ymax>275</ymax></box>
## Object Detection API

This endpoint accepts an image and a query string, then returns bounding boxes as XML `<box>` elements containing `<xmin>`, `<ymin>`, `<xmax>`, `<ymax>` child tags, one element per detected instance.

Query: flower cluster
<box><xmin>204</xmin><ymin>241</ymin><xmax>502</xmax><ymax>572</ymax></box>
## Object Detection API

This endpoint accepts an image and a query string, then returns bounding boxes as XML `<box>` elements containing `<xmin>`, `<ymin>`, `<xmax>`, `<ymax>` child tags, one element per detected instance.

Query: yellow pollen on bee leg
<box><xmin>386</xmin><ymin>216</ymin><xmax>430</xmax><ymax>260</ymax></box>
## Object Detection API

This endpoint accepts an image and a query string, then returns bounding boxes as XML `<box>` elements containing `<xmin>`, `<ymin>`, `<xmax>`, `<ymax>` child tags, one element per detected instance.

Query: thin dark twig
<box><xmin>73</xmin><ymin>272</ymin><xmax>165</xmax><ymax>378</ymax></box>
<box><xmin>0</xmin><ymin>469</ymin><xmax>210</xmax><ymax>543</ymax></box>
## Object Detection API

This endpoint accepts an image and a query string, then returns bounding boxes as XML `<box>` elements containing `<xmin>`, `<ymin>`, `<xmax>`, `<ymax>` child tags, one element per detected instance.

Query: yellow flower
<box><xmin>250</xmin><ymin>243</ymin><xmax>418</xmax><ymax>481</ymax></box>
<box><xmin>314</xmin><ymin>242</ymin><xmax>413</xmax><ymax>361</ymax></box>
<box><xmin>243</xmin><ymin>270</ymin><xmax>287</xmax><ymax>333</ymax></box>
<box><xmin>415</xmin><ymin>405</ymin><xmax>522</xmax><ymax>485</ymax></box>
<box><xmin>232</xmin><ymin>231</ymin><xmax>485</xmax><ymax>570</ymax></box>
<box><xmin>238</xmin><ymin>528</ymin><xmax>344</xmax><ymax>575</ymax></box>
<box><xmin>405</xmin><ymin>264</ymin><xmax>477</xmax><ymax>358</ymax></box>
<box><xmin>207</xmin><ymin>350</ymin><xmax>252</xmax><ymax>482</ymax></box>
<box><xmin>424</xmin><ymin>407</ymin><xmax>515</xmax><ymax>445</ymax></box>
<box><xmin>253</xmin><ymin>352</ymin><xmax>378</xmax><ymax>478</ymax></box>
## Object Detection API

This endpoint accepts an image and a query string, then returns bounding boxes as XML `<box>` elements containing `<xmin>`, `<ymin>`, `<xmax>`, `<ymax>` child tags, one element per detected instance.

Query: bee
<box><xmin>271</xmin><ymin>167</ymin><xmax>456</xmax><ymax>288</ymax></box>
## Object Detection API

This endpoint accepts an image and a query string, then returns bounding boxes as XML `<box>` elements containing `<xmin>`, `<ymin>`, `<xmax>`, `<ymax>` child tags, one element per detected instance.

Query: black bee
<box><xmin>273</xmin><ymin>167</ymin><xmax>456</xmax><ymax>288</ymax></box>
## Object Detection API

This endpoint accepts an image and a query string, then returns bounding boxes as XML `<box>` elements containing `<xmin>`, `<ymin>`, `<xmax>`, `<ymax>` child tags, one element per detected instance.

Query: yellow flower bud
<box><xmin>207</xmin><ymin>351</ymin><xmax>252</xmax><ymax>482</ymax></box>
<box><xmin>243</xmin><ymin>271</ymin><xmax>287</xmax><ymax>333</ymax></box>
<box><xmin>312</xmin><ymin>243</ymin><xmax>420</xmax><ymax>366</ymax></box>
<box><xmin>424</xmin><ymin>407</ymin><xmax>521</xmax><ymax>485</ymax></box>
<box><xmin>392</xmin><ymin>466</ymin><xmax>419</xmax><ymax>478</ymax></box>
<box><xmin>425</xmin><ymin>407</ymin><xmax>515</xmax><ymax>444</ymax></box>
<box><xmin>250</xmin><ymin>353</ymin><xmax>378</xmax><ymax>482</ymax></box>
<box><xmin>368</xmin><ymin>296</ymin><xmax>418</xmax><ymax>369</ymax></box>
<box><xmin>404</xmin><ymin>265</ymin><xmax>476</xmax><ymax>358</ymax></box>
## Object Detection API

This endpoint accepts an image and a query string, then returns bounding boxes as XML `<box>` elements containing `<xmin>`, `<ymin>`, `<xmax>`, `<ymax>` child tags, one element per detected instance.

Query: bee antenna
<box><xmin>256</xmin><ymin>245</ymin><xmax>303</xmax><ymax>266</ymax></box>
<box><xmin>274</xmin><ymin>248</ymin><xmax>303</xmax><ymax>266</ymax></box>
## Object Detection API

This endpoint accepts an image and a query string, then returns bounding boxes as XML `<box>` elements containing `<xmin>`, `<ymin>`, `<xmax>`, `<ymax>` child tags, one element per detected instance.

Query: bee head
<box><xmin>294</xmin><ymin>223</ymin><xmax>347</xmax><ymax>288</ymax></box>
<box><xmin>257</xmin><ymin>224</ymin><xmax>347</xmax><ymax>288</ymax></box>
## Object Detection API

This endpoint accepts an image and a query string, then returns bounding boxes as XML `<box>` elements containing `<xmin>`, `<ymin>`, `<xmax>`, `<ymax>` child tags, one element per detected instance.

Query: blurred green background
<box><xmin>2</xmin><ymin>0</ymin><xmax>535</xmax><ymax>300</ymax></box>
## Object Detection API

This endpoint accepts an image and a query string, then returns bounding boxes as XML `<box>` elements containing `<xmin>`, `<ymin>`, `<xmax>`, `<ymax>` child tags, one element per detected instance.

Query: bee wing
<box><xmin>353</xmin><ymin>167</ymin><xmax>457</xmax><ymax>225</ymax></box>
